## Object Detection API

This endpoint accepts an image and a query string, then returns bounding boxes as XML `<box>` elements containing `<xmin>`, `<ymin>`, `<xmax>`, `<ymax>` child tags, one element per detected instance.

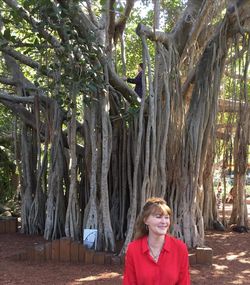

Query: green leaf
<box><xmin>33</xmin><ymin>37</ymin><xmax>39</xmax><ymax>46</ymax></box>
<box><xmin>23</xmin><ymin>47</ymin><xmax>33</xmax><ymax>54</ymax></box>
<box><xmin>3</xmin><ymin>29</ymin><xmax>11</xmax><ymax>41</ymax></box>
<box><xmin>23</xmin><ymin>0</ymin><xmax>30</xmax><ymax>11</ymax></box>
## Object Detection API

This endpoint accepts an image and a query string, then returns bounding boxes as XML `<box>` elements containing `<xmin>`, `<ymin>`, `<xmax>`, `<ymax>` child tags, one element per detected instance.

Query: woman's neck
<box><xmin>147</xmin><ymin>233</ymin><xmax>165</xmax><ymax>248</ymax></box>
<box><xmin>147</xmin><ymin>234</ymin><xmax>165</xmax><ymax>262</ymax></box>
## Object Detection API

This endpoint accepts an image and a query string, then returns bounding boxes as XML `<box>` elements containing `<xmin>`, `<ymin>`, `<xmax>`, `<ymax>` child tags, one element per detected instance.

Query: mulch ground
<box><xmin>0</xmin><ymin>203</ymin><xmax>249</xmax><ymax>285</ymax></box>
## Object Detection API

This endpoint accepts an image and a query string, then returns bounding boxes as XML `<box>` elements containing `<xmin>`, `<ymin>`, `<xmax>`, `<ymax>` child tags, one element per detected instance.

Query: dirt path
<box><xmin>0</xmin><ymin>203</ymin><xmax>249</xmax><ymax>285</ymax></box>
<box><xmin>191</xmin><ymin>231</ymin><xmax>250</xmax><ymax>285</ymax></box>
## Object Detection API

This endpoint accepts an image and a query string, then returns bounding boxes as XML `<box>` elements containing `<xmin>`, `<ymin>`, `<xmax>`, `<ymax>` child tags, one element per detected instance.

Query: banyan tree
<box><xmin>0</xmin><ymin>0</ymin><xmax>249</xmax><ymax>253</ymax></box>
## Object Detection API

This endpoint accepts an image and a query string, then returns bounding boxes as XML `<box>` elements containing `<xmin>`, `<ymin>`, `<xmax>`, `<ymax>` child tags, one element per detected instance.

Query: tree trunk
<box><xmin>20</xmin><ymin>125</ymin><xmax>33</xmax><ymax>234</ymax></box>
<box><xmin>65</xmin><ymin>88</ymin><xmax>81</xmax><ymax>240</ymax></box>
<box><xmin>99</xmin><ymin>89</ymin><xmax>115</xmax><ymax>251</ymax></box>
<box><xmin>44</xmin><ymin>103</ymin><xmax>66</xmax><ymax>240</ymax></box>
<box><xmin>28</xmin><ymin>95</ymin><xmax>47</xmax><ymax>235</ymax></box>
<box><xmin>230</xmin><ymin>107</ymin><xmax>249</xmax><ymax>227</ymax></box>
<box><xmin>83</xmin><ymin>103</ymin><xmax>99</xmax><ymax>230</ymax></box>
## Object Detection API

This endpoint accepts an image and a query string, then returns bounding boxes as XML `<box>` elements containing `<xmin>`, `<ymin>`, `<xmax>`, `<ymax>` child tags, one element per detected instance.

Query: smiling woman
<box><xmin>123</xmin><ymin>197</ymin><xmax>190</xmax><ymax>285</ymax></box>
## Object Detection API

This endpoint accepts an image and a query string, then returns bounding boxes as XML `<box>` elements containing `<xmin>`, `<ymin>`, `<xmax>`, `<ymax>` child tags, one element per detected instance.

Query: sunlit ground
<box><xmin>189</xmin><ymin>201</ymin><xmax>250</xmax><ymax>285</ymax></box>
<box><xmin>67</xmin><ymin>272</ymin><xmax>122</xmax><ymax>285</ymax></box>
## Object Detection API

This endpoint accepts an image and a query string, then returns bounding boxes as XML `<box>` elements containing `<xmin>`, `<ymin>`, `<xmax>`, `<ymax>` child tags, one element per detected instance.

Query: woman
<box><xmin>123</xmin><ymin>197</ymin><xmax>190</xmax><ymax>285</ymax></box>
<box><xmin>124</xmin><ymin>63</ymin><xmax>143</xmax><ymax>98</ymax></box>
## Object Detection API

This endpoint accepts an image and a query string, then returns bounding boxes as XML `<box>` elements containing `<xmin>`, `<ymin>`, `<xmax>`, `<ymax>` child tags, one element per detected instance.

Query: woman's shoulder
<box><xmin>128</xmin><ymin>236</ymin><xmax>144</xmax><ymax>246</ymax></box>
<box><xmin>167</xmin><ymin>235</ymin><xmax>188</xmax><ymax>251</ymax></box>
<box><xmin>126</xmin><ymin>236</ymin><xmax>145</xmax><ymax>252</ymax></box>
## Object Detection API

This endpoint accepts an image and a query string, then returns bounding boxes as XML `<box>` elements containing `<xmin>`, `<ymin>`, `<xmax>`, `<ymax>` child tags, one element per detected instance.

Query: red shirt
<box><xmin>123</xmin><ymin>234</ymin><xmax>190</xmax><ymax>285</ymax></box>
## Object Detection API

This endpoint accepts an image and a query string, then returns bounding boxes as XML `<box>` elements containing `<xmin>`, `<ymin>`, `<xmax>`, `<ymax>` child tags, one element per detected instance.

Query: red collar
<box><xmin>141</xmin><ymin>234</ymin><xmax>171</xmax><ymax>254</ymax></box>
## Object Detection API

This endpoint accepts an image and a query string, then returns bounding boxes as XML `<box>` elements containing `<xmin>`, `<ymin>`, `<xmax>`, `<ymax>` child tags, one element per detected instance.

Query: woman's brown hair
<box><xmin>134</xmin><ymin>197</ymin><xmax>171</xmax><ymax>240</ymax></box>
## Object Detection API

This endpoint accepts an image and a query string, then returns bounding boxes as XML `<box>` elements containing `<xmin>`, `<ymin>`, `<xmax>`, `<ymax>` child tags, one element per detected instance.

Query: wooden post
<box><xmin>51</xmin><ymin>239</ymin><xmax>60</xmax><ymax>261</ymax></box>
<box><xmin>45</xmin><ymin>242</ymin><xmax>52</xmax><ymax>261</ymax></box>
<box><xmin>78</xmin><ymin>244</ymin><xmax>86</xmax><ymax>263</ymax></box>
<box><xmin>93</xmin><ymin>252</ymin><xmax>105</xmax><ymax>265</ymax></box>
<box><xmin>0</xmin><ymin>219</ymin><xmax>5</xmax><ymax>233</ymax></box>
<box><xmin>85</xmin><ymin>249</ymin><xmax>94</xmax><ymax>264</ymax></box>
<box><xmin>60</xmin><ymin>237</ymin><xmax>71</xmax><ymax>262</ymax></box>
<box><xmin>196</xmin><ymin>247</ymin><xmax>213</xmax><ymax>265</ymax></box>
<box><xmin>70</xmin><ymin>241</ymin><xmax>80</xmax><ymax>263</ymax></box>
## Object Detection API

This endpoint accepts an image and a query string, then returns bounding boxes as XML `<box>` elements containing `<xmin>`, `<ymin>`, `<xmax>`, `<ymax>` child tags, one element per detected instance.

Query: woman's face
<box><xmin>144</xmin><ymin>211</ymin><xmax>170</xmax><ymax>237</ymax></box>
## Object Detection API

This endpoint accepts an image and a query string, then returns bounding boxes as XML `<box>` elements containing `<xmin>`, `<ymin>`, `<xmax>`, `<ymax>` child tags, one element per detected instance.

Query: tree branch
<box><xmin>0</xmin><ymin>91</ymin><xmax>86</xmax><ymax>155</ymax></box>
<box><xmin>0</xmin><ymin>76</ymin><xmax>16</xmax><ymax>86</ymax></box>
<box><xmin>136</xmin><ymin>23</ymin><xmax>170</xmax><ymax>46</ymax></box>
<box><xmin>57</xmin><ymin>0</ymin><xmax>99</xmax><ymax>38</ymax></box>
<box><xmin>56</xmin><ymin>0</ymin><xmax>138</xmax><ymax>104</ymax></box>
<box><xmin>107</xmin><ymin>63</ymin><xmax>139</xmax><ymax>105</ymax></box>
<box><xmin>85</xmin><ymin>0</ymin><xmax>100</xmax><ymax>28</ymax></box>
<box><xmin>3</xmin><ymin>0</ymin><xmax>63</xmax><ymax>51</ymax></box>
<box><xmin>0</xmin><ymin>90</ymin><xmax>34</xmax><ymax>103</ymax></box>
<box><xmin>0</xmin><ymin>44</ymin><xmax>54</xmax><ymax>78</ymax></box>
<box><xmin>114</xmin><ymin>0</ymin><xmax>135</xmax><ymax>44</ymax></box>
<box><xmin>0</xmin><ymin>96</ymin><xmax>37</xmax><ymax>129</ymax></box>
<box><xmin>171</xmin><ymin>0</ymin><xmax>204</xmax><ymax>56</ymax></box>
<box><xmin>179</xmin><ymin>0</ymin><xmax>218</xmax><ymax>65</ymax></box>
